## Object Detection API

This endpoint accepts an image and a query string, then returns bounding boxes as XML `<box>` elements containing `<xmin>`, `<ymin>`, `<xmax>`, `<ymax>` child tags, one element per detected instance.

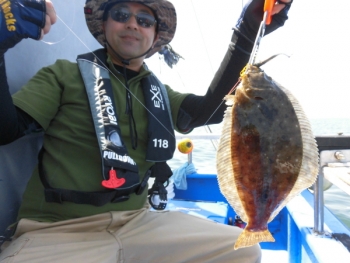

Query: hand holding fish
<box><xmin>235</xmin><ymin>0</ymin><xmax>293</xmax><ymax>42</ymax></box>
<box><xmin>0</xmin><ymin>0</ymin><xmax>57</xmax><ymax>54</ymax></box>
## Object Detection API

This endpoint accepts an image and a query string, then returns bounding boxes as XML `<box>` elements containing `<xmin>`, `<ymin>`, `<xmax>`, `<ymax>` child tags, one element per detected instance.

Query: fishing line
<box><xmin>202</xmin><ymin>0</ymin><xmax>247</xmax><ymax>127</ymax></box>
<box><xmin>203</xmin><ymin>78</ymin><xmax>242</xmax><ymax>127</ymax></box>
<box><xmin>41</xmin><ymin>2</ymin><xmax>77</xmax><ymax>45</ymax></box>
<box><xmin>55</xmin><ymin>15</ymin><xmax>177</xmax><ymax>140</ymax></box>
<box><xmin>202</xmin><ymin>77</ymin><xmax>241</xmax><ymax>127</ymax></box>
<box><xmin>174</xmin><ymin>67</ymin><xmax>187</xmax><ymax>90</ymax></box>
<box><xmin>156</xmin><ymin>53</ymin><xmax>186</xmax><ymax>89</ymax></box>
<box><xmin>189</xmin><ymin>0</ymin><xmax>221</xmax><ymax>149</ymax></box>
<box><xmin>202</xmin><ymin>100</ymin><xmax>226</xmax><ymax>127</ymax></box>
<box><xmin>190</xmin><ymin>0</ymin><xmax>215</xmax><ymax>74</ymax></box>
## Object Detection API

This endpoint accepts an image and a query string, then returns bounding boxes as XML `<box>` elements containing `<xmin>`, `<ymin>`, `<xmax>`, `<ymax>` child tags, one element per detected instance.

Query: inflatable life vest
<box><xmin>39</xmin><ymin>49</ymin><xmax>175</xmax><ymax>210</ymax></box>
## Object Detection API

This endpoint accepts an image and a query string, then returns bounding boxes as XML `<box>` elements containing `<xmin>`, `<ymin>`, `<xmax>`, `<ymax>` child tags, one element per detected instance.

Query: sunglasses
<box><xmin>110</xmin><ymin>8</ymin><xmax>157</xmax><ymax>28</ymax></box>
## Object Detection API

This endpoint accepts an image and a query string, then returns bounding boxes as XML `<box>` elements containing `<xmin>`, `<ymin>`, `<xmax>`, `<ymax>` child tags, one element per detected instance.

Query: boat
<box><xmin>170</xmin><ymin>134</ymin><xmax>350</xmax><ymax>263</ymax></box>
<box><xmin>1</xmin><ymin>133</ymin><xmax>350</xmax><ymax>262</ymax></box>
<box><xmin>1</xmin><ymin>1</ymin><xmax>350</xmax><ymax>262</ymax></box>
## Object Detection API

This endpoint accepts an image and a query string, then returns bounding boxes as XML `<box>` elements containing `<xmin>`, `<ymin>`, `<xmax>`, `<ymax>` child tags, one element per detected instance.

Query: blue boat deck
<box><xmin>172</xmin><ymin>173</ymin><xmax>350</xmax><ymax>263</ymax></box>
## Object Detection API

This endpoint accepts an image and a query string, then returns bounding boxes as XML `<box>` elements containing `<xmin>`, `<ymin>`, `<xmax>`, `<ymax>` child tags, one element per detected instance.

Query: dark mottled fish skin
<box><xmin>233</xmin><ymin>67</ymin><xmax>302</xmax><ymax>229</ymax></box>
<box><xmin>216</xmin><ymin>65</ymin><xmax>319</xmax><ymax>249</ymax></box>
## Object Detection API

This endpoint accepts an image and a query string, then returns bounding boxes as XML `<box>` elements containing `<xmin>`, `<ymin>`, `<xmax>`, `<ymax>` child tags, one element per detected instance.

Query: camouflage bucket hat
<box><xmin>84</xmin><ymin>0</ymin><xmax>177</xmax><ymax>58</ymax></box>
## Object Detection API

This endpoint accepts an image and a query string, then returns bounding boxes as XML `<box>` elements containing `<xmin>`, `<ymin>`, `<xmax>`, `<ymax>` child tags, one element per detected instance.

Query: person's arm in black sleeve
<box><xmin>178</xmin><ymin>35</ymin><xmax>252</xmax><ymax>131</ymax></box>
<box><xmin>0</xmin><ymin>55</ymin><xmax>42</xmax><ymax>145</ymax></box>
<box><xmin>0</xmin><ymin>53</ymin><xmax>24</xmax><ymax>144</ymax></box>
<box><xmin>177</xmin><ymin>0</ymin><xmax>293</xmax><ymax>131</ymax></box>
<box><xmin>0</xmin><ymin>0</ymin><xmax>56</xmax><ymax>145</ymax></box>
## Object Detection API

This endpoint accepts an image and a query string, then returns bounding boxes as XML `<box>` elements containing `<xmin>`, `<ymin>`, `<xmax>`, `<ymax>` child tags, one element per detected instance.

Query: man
<box><xmin>0</xmin><ymin>0</ymin><xmax>292</xmax><ymax>262</ymax></box>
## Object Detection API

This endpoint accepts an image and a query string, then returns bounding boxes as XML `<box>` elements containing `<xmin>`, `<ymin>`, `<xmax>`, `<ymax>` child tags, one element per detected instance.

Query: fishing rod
<box><xmin>248</xmin><ymin>0</ymin><xmax>276</xmax><ymax>66</ymax></box>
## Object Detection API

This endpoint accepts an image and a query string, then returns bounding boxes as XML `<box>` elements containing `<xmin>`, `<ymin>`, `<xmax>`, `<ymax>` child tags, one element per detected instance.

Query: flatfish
<box><xmin>216</xmin><ymin>65</ymin><xmax>319</xmax><ymax>250</ymax></box>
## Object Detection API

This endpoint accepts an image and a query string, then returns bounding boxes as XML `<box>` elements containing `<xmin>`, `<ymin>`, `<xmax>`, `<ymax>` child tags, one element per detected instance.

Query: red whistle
<box><xmin>102</xmin><ymin>169</ymin><xmax>126</xmax><ymax>189</ymax></box>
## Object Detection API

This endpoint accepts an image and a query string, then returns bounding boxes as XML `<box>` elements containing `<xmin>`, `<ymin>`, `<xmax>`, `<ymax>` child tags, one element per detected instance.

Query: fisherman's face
<box><xmin>103</xmin><ymin>2</ymin><xmax>158</xmax><ymax>63</ymax></box>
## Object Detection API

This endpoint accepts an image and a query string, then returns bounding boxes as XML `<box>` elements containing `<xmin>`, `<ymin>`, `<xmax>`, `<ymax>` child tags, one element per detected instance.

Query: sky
<box><xmin>145</xmin><ymin>0</ymin><xmax>350</xmax><ymax>119</ymax></box>
<box><xmin>7</xmin><ymin>0</ymin><xmax>350</xmax><ymax>120</ymax></box>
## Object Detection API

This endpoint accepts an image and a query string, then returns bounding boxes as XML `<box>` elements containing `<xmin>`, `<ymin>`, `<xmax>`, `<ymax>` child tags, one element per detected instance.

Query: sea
<box><xmin>168</xmin><ymin>118</ymin><xmax>350</xmax><ymax>230</ymax></box>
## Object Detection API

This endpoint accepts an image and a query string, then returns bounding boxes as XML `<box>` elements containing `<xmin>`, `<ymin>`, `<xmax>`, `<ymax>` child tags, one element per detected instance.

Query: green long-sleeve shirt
<box><xmin>12</xmin><ymin>54</ymin><xmax>188</xmax><ymax>222</ymax></box>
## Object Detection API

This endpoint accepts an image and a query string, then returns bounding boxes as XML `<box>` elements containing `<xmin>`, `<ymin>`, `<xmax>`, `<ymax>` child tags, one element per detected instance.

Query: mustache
<box><xmin>118</xmin><ymin>31</ymin><xmax>142</xmax><ymax>39</ymax></box>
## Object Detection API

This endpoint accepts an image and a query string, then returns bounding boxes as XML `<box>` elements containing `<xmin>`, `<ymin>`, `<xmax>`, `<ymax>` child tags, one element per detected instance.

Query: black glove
<box><xmin>0</xmin><ymin>0</ymin><xmax>46</xmax><ymax>54</ymax></box>
<box><xmin>235</xmin><ymin>0</ymin><xmax>293</xmax><ymax>43</ymax></box>
<box><xmin>148</xmin><ymin>162</ymin><xmax>173</xmax><ymax>210</ymax></box>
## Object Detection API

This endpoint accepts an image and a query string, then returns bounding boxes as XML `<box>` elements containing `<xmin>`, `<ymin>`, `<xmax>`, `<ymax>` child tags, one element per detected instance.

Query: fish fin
<box><xmin>234</xmin><ymin>229</ymin><xmax>275</xmax><ymax>250</ymax></box>
<box><xmin>217</xmin><ymin>95</ymin><xmax>248</xmax><ymax>222</ymax></box>
<box><xmin>268</xmin><ymin>83</ymin><xmax>319</xmax><ymax>222</ymax></box>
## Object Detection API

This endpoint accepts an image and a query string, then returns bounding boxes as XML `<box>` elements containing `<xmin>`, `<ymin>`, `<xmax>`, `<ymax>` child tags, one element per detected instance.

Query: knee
<box><xmin>239</xmin><ymin>244</ymin><xmax>262</xmax><ymax>263</ymax></box>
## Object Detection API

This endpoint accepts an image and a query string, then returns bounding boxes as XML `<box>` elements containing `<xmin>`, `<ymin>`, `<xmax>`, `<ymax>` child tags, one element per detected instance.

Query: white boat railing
<box><xmin>175</xmin><ymin>134</ymin><xmax>350</xmax><ymax>235</ymax></box>
<box><xmin>314</xmin><ymin>149</ymin><xmax>350</xmax><ymax>234</ymax></box>
<box><xmin>176</xmin><ymin>134</ymin><xmax>221</xmax><ymax>140</ymax></box>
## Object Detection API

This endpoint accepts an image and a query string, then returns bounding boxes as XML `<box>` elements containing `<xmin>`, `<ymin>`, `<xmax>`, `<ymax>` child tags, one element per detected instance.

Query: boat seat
<box><xmin>0</xmin><ymin>133</ymin><xmax>43</xmax><ymax>237</ymax></box>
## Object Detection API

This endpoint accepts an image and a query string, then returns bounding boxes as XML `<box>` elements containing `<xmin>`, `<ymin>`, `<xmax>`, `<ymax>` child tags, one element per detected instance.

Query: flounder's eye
<box><xmin>254</xmin><ymin>97</ymin><xmax>264</xmax><ymax>100</ymax></box>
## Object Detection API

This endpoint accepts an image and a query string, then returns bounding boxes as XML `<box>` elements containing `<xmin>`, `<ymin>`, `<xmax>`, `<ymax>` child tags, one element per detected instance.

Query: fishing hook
<box><xmin>253</xmin><ymin>53</ymin><xmax>290</xmax><ymax>68</ymax></box>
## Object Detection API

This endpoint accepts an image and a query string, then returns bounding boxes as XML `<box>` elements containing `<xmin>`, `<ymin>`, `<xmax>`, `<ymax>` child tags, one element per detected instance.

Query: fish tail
<box><xmin>234</xmin><ymin>228</ymin><xmax>275</xmax><ymax>250</ymax></box>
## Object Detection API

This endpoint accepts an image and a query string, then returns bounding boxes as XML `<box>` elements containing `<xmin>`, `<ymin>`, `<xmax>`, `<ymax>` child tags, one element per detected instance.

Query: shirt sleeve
<box><xmin>12</xmin><ymin>60</ymin><xmax>69</xmax><ymax>130</ymax></box>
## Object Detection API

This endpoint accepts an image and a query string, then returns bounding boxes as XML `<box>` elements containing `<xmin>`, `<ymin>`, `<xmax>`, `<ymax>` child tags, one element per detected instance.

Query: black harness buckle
<box><xmin>148</xmin><ymin>181</ymin><xmax>168</xmax><ymax>210</ymax></box>
<box><xmin>136</xmin><ymin>169</ymin><xmax>152</xmax><ymax>195</ymax></box>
